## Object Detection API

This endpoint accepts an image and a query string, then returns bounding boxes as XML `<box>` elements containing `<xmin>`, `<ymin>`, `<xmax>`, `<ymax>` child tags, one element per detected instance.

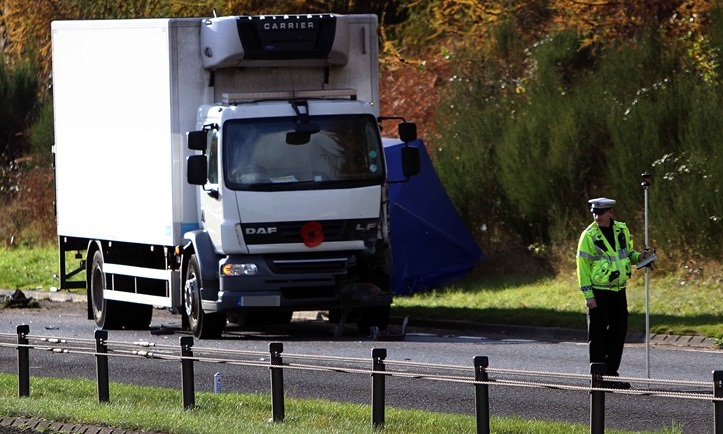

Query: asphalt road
<box><xmin>1</xmin><ymin>301</ymin><xmax>720</xmax><ymax>433</ymax></box>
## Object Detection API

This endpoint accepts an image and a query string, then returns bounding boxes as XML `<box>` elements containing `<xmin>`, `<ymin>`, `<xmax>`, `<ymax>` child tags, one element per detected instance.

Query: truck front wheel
<box><xmin>184</xmin><ymin>255</ymin><xmax>225</xmax><ymax>339</ymax></box>
<box><xmin>90</xmin><ymin>250</ymin><xmax>123</xmax><ymax>329</ymax></box>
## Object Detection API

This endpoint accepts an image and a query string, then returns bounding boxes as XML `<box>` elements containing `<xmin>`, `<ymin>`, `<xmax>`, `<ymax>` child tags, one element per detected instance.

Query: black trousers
<box><xmin>587</xmin><ymin>288</ymin><xmax>628</xmax><ymax>376</ymax></box>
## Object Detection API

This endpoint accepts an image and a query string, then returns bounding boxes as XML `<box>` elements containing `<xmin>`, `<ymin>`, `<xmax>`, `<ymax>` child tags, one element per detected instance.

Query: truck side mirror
<box><xmin>401</xmin><ymin>146</ymin><xmax>420</xmax><ymax>178</ymax></box>
<box><xmin>187</xmin><ymin>155</ymin><xmax>208</xmax><ymax>185</ymax></box>
<box><xmin>398</xmin><ymin>122</ymin><xmax>417</xmax><ymax>143</ymax></box>
<box><xmin>187</xmin><ymin>131</ymin><xmax>207</xmax><ymax>151</ymax></box>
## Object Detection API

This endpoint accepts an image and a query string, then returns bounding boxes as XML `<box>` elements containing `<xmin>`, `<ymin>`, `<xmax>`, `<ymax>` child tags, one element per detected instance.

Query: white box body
<box><xmin>53</xmin><ymin>18</ymin><xmax>207</xmax><ymax>246</ymax></box>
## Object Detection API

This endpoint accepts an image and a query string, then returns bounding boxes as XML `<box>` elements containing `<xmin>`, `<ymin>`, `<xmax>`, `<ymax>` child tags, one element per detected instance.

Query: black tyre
<box><xmin>90</xmin><ymin>250</ymin><xmax>123</xmax><ymax>329</ymax></box>
<box><xmin>184</xmin><ymin>255</ymin><xmax>225</xmax><ymax>338</ymax></box>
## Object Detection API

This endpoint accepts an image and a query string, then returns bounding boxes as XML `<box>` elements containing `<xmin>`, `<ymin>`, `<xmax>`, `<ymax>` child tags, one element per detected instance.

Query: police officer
<box><xmin>576</xmin><ymin>197</ymin><xmax>651</xmax><ymax>389</ymax></box>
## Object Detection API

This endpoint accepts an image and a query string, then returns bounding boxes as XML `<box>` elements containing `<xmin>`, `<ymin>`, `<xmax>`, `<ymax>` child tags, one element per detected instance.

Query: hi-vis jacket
<box><xmin>577</xmin><ymin>220</ymin><xmax>643</xmax><ymax>299</ymax></box>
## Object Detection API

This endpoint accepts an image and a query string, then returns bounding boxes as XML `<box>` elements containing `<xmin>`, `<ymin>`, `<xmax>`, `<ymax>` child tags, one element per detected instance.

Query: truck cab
<box><xmin>183</xmin><ymin>93</ymin><xmax>418</xmax><ymax>337</ymax></box>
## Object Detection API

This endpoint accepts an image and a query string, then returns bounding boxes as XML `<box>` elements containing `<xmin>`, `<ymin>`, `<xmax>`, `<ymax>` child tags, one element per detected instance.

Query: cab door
<box><xmin>198</xmin><ymin>128</ymin><xmax>224</xmax><ymax>251</ymax></box>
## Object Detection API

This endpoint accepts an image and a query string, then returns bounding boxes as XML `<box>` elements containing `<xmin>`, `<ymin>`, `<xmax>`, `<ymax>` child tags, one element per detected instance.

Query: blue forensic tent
<box><xmin>383</xmin><ymin>138</ymin><xmax>485</xmax><ymax>295</ymax></box>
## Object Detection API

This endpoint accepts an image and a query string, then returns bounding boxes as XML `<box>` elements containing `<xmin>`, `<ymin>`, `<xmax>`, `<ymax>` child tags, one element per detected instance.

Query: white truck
<box><xmin>52</xmin><ymin>14</ymin><xmax>419</xmax><ymax>338</ymax></box>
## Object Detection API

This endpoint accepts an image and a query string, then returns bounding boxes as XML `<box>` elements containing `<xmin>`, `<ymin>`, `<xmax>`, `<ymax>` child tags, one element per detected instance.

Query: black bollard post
<box><xmin>714</xmin><ymin>371</ymin><xmax>723</xmax><ymax>434</ymax></box>
<box><xmin>269</xmin><ymin>342</ymin><xmax>285</xmax><ymax>422</ymax></box>
<box><xmin>16</xmin><ymin>325</ymin><xmax>30</xmax><ymax>397</ymax></box>
<box><xmin>180</xmin><ymin>336</ymin><xmax>195</xmax><ymax>409</ymax></box>
<box><xmin>474</xmin><ymin>356</ymin><xmax>490</xmax><ymax>434</ymax></box>
<box><xmin>371</xmin><ymin>348</ymin><xmax>387</xmax><ymax>429</ymax></box>
<box><xmin>95</xmin><ymin>330</ymin><xmax>109</xmax><ymax>403</ymax></box>
<box><xmin>590</xmin><ymin>363</ymin><xmax>606</xmax><ymax>434</ymax></box>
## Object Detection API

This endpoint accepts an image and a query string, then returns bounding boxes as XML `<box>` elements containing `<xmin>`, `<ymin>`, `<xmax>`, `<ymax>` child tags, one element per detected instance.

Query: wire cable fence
<box><xmin>1</xmin><ymin>325</ymin><xmax>722</xmax><ymax>434</ymax></box>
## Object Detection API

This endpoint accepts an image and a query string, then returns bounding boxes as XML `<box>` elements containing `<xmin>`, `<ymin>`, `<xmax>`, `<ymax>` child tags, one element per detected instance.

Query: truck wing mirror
<box><xmin>187</xmin><ymin>131</ymin><xmax>207</xmax><ymax>151</ymax></box>
<box><xmin>398</xmin><ymin>122</ymin><xmax>417</xmax><ymax>143</ymax></box>
<box><xmin>187</xmin><ymin>155</ymin><xmax>208</xmax><ymax>185</ymax></box>
<box><xmin>401</xmin><ymin>146</ymin><xmax>420</xmax><ymax>178</ymax></box>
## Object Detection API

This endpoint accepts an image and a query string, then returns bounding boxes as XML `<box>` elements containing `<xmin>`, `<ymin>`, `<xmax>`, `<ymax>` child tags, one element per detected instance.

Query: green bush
<box><xmin>0</xmin><ymin>54</ymin><xmax>40</xmax><ymax>195</ymax></box>
<box><xmin>651</xmin><ymin>81</ymin><xmax>723</xmax><ymax>258</ymax></box>
<box><xmin>433</xmin><ymin>17</ymin><xmax>722</xmax><ymax>262</ymax></box>
<box><xmin>27</xmin><ymin>102</ymin><xmax>54</xmax><ymax>166</ymax></box>
<box><xmin>0</xmin><ymin>55</ymin><xmax>38</xmax><ymax>154</ymax></box>
<box><xmin>497</xmin><ymin>31</ymin><xmax>600</xmax><ymax>241</ymax></box>
<box><xmin>432</xmin><ymin>21</ymin><xmax>528</xmax><ymax>248</ymax></box>
<box><xmin>603</xmin><ymin>38</ymin><xmax>722</xmax><ymax>259</ymax></box>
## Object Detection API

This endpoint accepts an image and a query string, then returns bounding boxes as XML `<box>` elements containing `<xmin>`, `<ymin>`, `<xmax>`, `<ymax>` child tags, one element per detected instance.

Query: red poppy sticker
<box><xmin>300</xmin><ymin>221</ymin><xmax>324</xmax><ymax>247</ymax></box>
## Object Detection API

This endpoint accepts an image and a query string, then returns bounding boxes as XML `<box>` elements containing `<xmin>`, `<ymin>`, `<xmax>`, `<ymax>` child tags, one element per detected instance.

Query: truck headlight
<box><xmin>222</xmin><ymin>263</ymin><xmax>258</xmax><ymax>276</ymax></box>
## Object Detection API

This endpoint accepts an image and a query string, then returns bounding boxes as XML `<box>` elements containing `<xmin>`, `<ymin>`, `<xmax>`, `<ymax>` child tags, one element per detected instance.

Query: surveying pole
<box><xmin>641</xmin><ymin>172</ymin><xmax>651</xmax><ymax>378</ymax></box>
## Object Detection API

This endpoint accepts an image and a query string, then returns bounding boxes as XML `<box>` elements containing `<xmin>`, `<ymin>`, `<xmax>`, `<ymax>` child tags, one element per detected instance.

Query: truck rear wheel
<box><xmin>90</xmin><ymin>250</ymin><xmax>123</xmax><ymax>329</ymax></box>
<box><xmin>184</xmin><ymin>255</ymin><xmax>225</xmax><ymax>339</ymax></box>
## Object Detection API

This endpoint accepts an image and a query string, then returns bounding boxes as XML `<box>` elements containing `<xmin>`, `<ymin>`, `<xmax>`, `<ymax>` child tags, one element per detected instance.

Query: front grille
<box><xmin>266</xmin><ymin>253</ymin><xmax>352</xmax><ymax>274</ymax></box>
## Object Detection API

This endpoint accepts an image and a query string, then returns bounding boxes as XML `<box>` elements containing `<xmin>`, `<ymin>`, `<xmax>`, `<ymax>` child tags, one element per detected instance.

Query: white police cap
<box><xmin>588</xmin><ymin>197</ymin><xmax>616</xmax><ymax>212</ymax></box>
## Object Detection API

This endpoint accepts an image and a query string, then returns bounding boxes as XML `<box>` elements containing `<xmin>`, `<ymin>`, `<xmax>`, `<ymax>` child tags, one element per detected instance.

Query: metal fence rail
<box><xmin>1</xmin><ymin>326</ymin><xmax>721</xmax><ymax>433</ymax></box>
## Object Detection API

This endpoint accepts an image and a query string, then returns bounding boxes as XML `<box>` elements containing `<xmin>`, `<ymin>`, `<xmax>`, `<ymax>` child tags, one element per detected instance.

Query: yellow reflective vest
<box><xmin>576</xmin><ymin>220</ymin><xmax>643</xmax><ymax>299</ymax></box>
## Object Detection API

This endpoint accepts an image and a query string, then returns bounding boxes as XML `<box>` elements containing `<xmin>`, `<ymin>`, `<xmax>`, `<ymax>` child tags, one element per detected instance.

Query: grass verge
<box><xmin>0</xmin><ymin>245</ymin><xmax>58</xmax><ymax>291</ymax></box>
<box><xmin>0</xmin><ymin>245</ymin><xmax>83</xmax><ymax>292</ymax></box>
<box><xmin>0</xmin><ymin>374</ymin><xmax>679</xmax><ymax>434</ymax></box>
<box><xmin>392</xmin><ymin>270</ymin><xmax>723</xmax><ymax>340</ymax></box>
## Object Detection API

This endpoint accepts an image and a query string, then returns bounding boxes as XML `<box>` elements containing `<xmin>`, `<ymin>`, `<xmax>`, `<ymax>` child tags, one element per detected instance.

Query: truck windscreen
<box><xmin>223</xmin><ymin>114</ymin><xmax>385</xmax><ymax>191</ymax></box>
